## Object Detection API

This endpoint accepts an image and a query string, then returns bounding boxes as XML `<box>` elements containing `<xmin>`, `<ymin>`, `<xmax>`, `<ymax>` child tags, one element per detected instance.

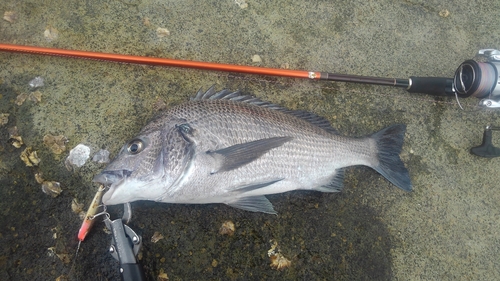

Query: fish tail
<box><xmin>370</xmin><ymin>124</ymin><xmax>412</xmax><ymax>191</ymax></box>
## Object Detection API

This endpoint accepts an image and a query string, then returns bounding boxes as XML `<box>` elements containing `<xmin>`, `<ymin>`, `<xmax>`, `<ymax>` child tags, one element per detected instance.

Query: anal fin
<box><xmin>315</xmin><ymin>168</ymin><xmax>344</xmax><ymax>192</ymax></box>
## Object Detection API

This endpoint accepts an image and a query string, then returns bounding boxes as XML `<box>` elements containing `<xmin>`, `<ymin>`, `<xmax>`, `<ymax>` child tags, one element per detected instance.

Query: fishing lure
<box><xmin>77</xmin><ymin>185</ymin><xmax>106</xmax><ymax>241</ymax></box>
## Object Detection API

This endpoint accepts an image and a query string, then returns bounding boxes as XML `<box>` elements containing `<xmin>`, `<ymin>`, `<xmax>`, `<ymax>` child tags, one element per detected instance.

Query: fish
<box><xmin>93</xmin><ymin>87</ymin><xmax>411</xmax><ymax>214</ymax></box>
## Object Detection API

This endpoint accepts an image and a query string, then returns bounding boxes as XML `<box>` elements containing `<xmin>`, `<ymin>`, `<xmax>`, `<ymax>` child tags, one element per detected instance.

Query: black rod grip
<box><xmin>407</xmin><ymin>76</ymin><xmax>455</xmax><ymax>96</ymax></box>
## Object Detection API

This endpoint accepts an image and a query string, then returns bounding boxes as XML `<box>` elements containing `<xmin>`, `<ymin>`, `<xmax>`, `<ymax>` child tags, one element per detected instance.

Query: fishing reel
<box><xmin>453</xmin><ymin>49</ymin><xmax>500</xmax><ymax>108</ymax></box>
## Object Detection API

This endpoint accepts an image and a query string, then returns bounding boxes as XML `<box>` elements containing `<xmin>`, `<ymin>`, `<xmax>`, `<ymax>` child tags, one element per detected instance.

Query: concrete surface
<box><xmin>0</xmin><ymin>0</ymin><xmax>499</xmax><ymax>280</ymax></box>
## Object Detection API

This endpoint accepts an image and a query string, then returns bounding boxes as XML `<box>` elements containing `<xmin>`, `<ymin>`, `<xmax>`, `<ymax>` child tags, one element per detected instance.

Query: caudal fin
<box><xmin>371</xmin><ymin>124</ymin><xmax>412</xmax><ymax>191</ymax></box>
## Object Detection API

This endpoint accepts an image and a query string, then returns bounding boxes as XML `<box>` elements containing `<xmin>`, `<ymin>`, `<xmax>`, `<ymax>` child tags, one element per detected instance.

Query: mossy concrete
<box><xmin>1</xmin><ymin>0</ymin><xmax>499</xmax><ymax>280</ymax></box>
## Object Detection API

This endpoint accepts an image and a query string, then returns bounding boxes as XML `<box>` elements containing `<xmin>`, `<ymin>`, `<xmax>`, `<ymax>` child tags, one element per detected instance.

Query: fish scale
<box><xmin>94</xmin><ymin>87</ymin><xmax>411</xmax><ymax>214</ymax></box>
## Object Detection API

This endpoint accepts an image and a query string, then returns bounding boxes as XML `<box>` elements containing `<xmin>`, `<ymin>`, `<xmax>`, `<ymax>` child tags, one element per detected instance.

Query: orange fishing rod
<box><xmin>0</xmin><ymin>43</ymin><xmax>317</xmax><ymax>79</ymax></box>
<box><xmin>0</xmin><ymin>43</ymin><xmax>460</xmax><ymax>97</ymax></box>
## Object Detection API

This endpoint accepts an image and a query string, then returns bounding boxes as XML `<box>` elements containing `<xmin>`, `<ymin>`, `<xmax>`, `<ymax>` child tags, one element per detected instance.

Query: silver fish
<box><xmin>94</xmin><ymin>87</ymin><xmax>411</xmax><ymax>214</ymax></box>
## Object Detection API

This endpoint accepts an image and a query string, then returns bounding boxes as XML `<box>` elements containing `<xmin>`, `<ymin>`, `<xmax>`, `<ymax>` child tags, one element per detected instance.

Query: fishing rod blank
<box><xmin>0</xmin><ymin>43</ymin><xmax>496</xmax><ymax>99</ymax></box>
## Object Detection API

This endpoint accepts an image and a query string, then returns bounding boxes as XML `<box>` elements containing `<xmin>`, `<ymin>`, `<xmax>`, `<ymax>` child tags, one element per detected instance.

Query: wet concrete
<box><xmin>1</xmin><ymin>0</ymin><xmax>500</xmax><ymax>280</ymax></box>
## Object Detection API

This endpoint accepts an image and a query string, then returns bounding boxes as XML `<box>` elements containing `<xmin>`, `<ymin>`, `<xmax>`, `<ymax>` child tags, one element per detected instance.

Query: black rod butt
<box><xmin>407</xmin><ymin>76</ymin><xmax>455</xmax><ymax>96</ymax></box>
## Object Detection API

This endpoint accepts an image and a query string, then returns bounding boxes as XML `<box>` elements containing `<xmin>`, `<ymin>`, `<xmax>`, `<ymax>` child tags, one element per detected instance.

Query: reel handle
<box><xmin>471</xmin><ymin>126</ymin><xmax>500</xmax><ymax>158</ymax></box>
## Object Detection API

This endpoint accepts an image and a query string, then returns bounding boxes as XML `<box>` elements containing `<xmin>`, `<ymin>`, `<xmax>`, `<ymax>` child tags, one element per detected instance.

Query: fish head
<box><xmin>94</xmin><ymin>118</ymin><xmax>194</xmax><ymax>205</ymax></box>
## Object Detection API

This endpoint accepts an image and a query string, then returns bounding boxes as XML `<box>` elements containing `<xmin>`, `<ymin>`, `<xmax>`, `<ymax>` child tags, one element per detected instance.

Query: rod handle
<box><xmin>407</xmin><ymin>77</ymin><xmax>455</xmax><ymax>96</ymax></box>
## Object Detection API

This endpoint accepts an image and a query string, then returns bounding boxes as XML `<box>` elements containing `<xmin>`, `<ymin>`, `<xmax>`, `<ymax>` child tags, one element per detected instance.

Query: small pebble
<box><xmin>219</xmin><ymin>220</ymin><xmax>235</xmax><ymax>236</ymax></box>
<box><xmin>156</xmin><ymin>27</ymin><xmax>170</xmax><ymax>38</ymax></box>
<box><xmin>439</xmin><ymin>9</ymin><xmax>450</xmax><ymax>18</ymax></box>
<box><xmin>15</xmin><ymin>91</ymin><xmax>42</xmax><ymax>105</ymax></box>
<box><xmin>43</xmin><ymin>134</ymin><xmax>68</xmax><ymax>155</ymax></box>
<box><xmin>29</xmin><ymin>91</ymin><xmax>42</xmax><ymax>103</ymax></box>
<box><xmin>269</xmin><ymin>252</ymin><xmax>291</xmax><ymax>270</ymax></box>
<box><xmin>15</xmin><ymin>93</ymin><xmax>28</xmax><ymax>106</ymax></box>
<box><xmin>44</xmin><ymin>27</ymin><xmax>59</xmax><ymax>41</ymax></box>
<box><xmin>251</xmin><ymin>54</ymin><xmax>262</xmax><ymax>63</ymax></box>
<box><xmin>65</xmin><ymin>144</ymin><xmax>90</xmax><ymax>170</ymax></box>
<box><xmin>157</xmin><ymin>269</ymin><xmax>169</xmax><ymax>281</ymax></box>
<box><xmin>20</xmin><ymin>147</ymin><xmax>40</xmax><ymax>167</ymax></box>
<box><xmin>3</xmin><ymin>11</ymin><xmax>17</xmax><ymax>23</ymax></box>
<box><xmin>35</xmin><ymin>172</ymin><xmax>44</xmax><ymax>184</ymax></box>
<box><xmin>71</xmin><ymin>199</ymin><xmax>84</xmax><ymax>214</ymax></box>
<box><xmin>42</xmin><ymin>181</ymin><xmax>62</xmax><ymax>198</ymax></box>
<box><xmin>92</xmin><ymin>149</ymin><xmax>110</xmax><ymax>163</ymax></box>
<box><xmin>235</xmin><ymin>0</ymin><xmax>248</xmax><ymax>9</ymax></box>
<box><xmin>29</xmin><ymin>76</ymin><xmax>44</xmax><ymax>88</ymax></box>
<box><xmin>0</xmin><ymin>113</ymin><xmax>9</xmax><ymax>126</ymax></box>
<box><xmin>8</xmin><ymin>126</ymin><xmax>23</xmax><ymax>148</ymax></box>
<box><xmin>151</xmin><ymin>231</ymin><xmax>164</xmax><ymax>243</ymax></box>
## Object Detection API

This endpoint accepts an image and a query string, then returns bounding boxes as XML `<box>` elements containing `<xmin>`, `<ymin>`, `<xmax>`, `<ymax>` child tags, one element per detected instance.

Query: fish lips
<box><xmin>93</xmin><ymin>170</ymin><xmax>131</xmax><ymax>205</ymax></box>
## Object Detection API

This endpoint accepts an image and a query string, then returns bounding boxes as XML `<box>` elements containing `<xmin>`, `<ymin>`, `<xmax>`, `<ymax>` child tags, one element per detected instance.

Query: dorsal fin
<box><xmin>192</xmin><ymin>85</ymin><xmax>285</xmax><ymax>111</ymax></box>
<box><xmin>192</xmin><ymin>86</ymin><xmax>339</xmax><ymax>134</ymax></box>
<box><xmin>286</xmin><ymin>110</ymin><xmax>339</xmax><ymax>134</ymax></box>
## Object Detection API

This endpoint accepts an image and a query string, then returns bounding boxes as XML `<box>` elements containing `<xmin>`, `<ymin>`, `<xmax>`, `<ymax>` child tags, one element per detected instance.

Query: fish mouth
<box><xmin>93</xmin><ymin>170</ymin><xmax>132</xmax><ymax>205</ymax></box>
<box><xmin>92</xmin><ymin>170</ymin><xmax>132</xmax><ymax>185</ymax></box>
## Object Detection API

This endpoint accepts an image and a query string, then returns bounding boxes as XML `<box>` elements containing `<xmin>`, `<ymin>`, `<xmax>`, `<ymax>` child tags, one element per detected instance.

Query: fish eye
<box><xmin>127</xmin><ymin>139</ymin><xmax>144</xmax><ymax>154</ymax></box>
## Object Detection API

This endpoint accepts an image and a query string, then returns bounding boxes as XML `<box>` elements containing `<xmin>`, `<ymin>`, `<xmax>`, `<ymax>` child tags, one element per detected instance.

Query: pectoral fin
<box><xmin>233</xmin><ymin>179</ymin><xmax>283</xmax><ymax>194</ymax></box>
<box><xmin>208</xmin><ymin>136</ymin><xmax>293</xmax><ymax>173</ymax></box>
